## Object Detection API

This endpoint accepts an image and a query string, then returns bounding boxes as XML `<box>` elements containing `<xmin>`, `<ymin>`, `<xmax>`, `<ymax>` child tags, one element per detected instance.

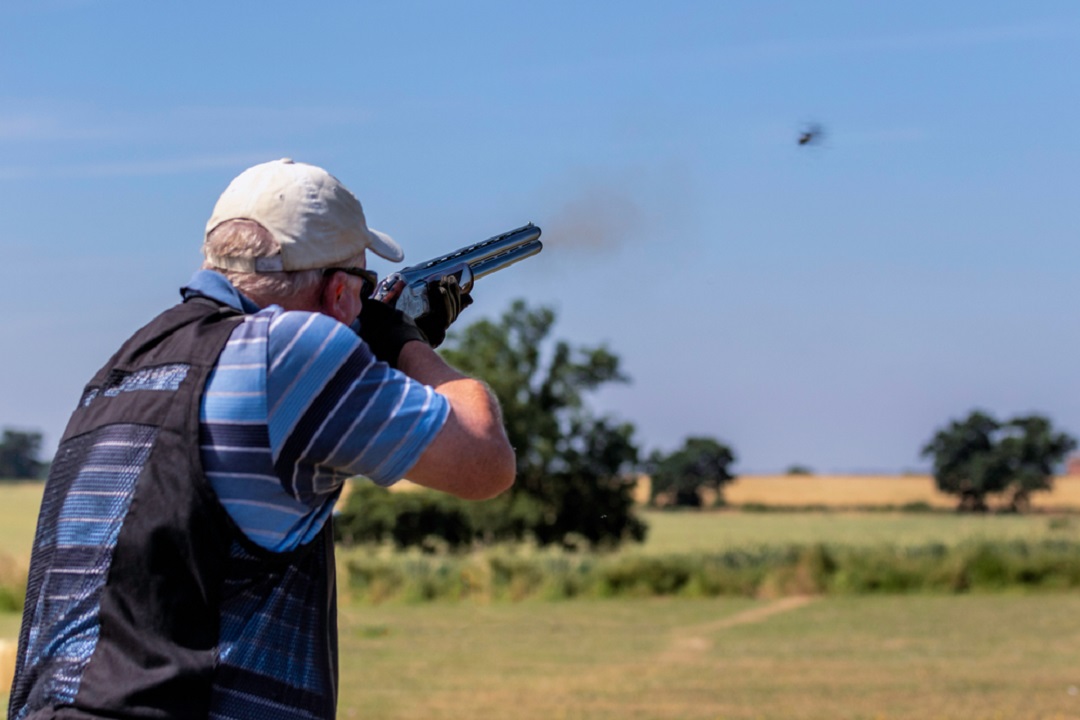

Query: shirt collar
<box><xmin>180</xmin><ymin>269</ymin><xmax>261</xmax><ymax>314</ymax></box>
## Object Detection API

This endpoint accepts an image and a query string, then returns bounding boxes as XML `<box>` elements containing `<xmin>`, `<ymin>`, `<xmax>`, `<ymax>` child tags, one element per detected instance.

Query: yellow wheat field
<box><xmin>721</xmin><ymin>474</ymin><xmax>1080</xmax><ymax>510</ymax></box>
<box><xmin>0</xmin><ymin>639</ymin><xmax>14</xmax><ymax>698</ymax></box>
<box><xmin>377</xmin><ymin>474</ymin><xmax>1080</xmax><ymax>510</ymax></box>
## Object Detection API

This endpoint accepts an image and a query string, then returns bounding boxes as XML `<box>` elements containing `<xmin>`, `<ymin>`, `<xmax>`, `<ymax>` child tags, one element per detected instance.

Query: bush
<box><xmin>335</xmin><ymin>482</ymin><xmax>479</xmax><ymax>551</ymax></box>
<box><xmin>339</xmin><ymin>539</ymin><xmax>1080</xmax><ymax>604</ymax></box>
<box><xmin>597</xmin><ymin>555</ymin><xmax>695</xmax><ymax>597</ymax></box>
<box><xmin>335</xmin><ymin>480</ymin><xmax>648</xmax><ymax>551</ymax></box>
<box><xmin>0</xmin><ymin>552</ymin><xmax>25</xmax><ymax>612</ymax></box>
<box><xmin>829</xmin><ymin>547</ymin><xmax>936</xmax><ymax>594</ymax></box>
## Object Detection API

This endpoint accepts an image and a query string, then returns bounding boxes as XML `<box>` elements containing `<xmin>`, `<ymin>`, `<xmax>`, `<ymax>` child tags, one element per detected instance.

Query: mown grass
<box><xmin>0</xmin><ymin>482</ymin><xmax>42</xmax><ymax>566</ymax></box>
<box><xmin>0</xmin><ymin>482</ymin><xmax>37</xmax><ymax>623</ymax></box>
<box><xmin>12</xmin><ymin>593</ymin><xmax>1078</xmax><ymax>718</ymax></box>
<box><xmin>335</xmin><ymin>594</ymin><xmax>1080</xmax><ymax>720</ymax></box>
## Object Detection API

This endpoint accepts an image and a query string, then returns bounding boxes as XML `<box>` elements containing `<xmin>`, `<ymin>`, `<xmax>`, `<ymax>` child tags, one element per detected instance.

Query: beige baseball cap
<box><xmin>204</xmin><ymin>158</ymin><xmax>403</xmax><ymax>272</ymax></box>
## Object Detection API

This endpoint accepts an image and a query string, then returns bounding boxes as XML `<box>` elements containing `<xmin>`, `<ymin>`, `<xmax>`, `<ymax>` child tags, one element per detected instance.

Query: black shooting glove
<box><xmin>414</xmin><ymin>275</ymin><xmax>474</xmax><ymax>348</ymax></box>
<box><xmin>356</xmin><ymin>299</ymin><xmax>428</xmax><ymax>369</ymax></box>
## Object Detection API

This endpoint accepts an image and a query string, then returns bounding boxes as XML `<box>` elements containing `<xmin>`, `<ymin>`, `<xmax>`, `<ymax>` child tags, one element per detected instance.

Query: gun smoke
<box><xmin>542</xmin><ymin>184</ymin><xmax>645</xmax><ymax>254</ymax></box>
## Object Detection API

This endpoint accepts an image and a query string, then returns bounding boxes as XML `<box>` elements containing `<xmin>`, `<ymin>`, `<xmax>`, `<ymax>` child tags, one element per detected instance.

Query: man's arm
<box><xmin>395</xmin><ymin>341</ymin><xmax>516</xmax><ymax>500</ymax></box>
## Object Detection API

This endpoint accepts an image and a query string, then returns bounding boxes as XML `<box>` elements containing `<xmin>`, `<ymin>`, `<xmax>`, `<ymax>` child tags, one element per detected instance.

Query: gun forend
<box><xmin>373</xmin><ymin>224</ymin><xmax>543</xmax><ymax>318</ymax></box>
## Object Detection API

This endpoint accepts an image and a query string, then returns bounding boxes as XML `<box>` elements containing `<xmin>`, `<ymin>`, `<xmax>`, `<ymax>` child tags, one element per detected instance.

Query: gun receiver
<box><xmin>373</xmin><ymin>223</ymin><xmax>543</xmax><ymax>318</ymax></box>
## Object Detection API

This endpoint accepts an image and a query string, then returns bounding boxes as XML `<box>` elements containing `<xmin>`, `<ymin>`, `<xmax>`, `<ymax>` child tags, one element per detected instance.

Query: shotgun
<box><xmin>373</xmin><ymin>223</ymin><xmax>543</xmax><ymax>318</ymax></box>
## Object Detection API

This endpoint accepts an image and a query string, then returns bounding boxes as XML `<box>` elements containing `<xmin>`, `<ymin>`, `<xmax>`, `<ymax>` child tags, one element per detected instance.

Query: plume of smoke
<box><xmin>542</xmin><ymin>183</ymin><xmax>645</xmax><ymax>254</ymax></box>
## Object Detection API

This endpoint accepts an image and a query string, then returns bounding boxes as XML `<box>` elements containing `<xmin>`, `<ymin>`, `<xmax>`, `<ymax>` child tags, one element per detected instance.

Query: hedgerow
<box><xmin>340</xmin><ymin>539</ymin><xmax>1080</xmax><ymax>604</ymax></box>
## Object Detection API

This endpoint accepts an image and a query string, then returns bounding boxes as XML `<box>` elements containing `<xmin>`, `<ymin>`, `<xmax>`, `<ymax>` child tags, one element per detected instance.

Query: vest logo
<box><xmin>81</xmin><ymin>364</ymin><xmax>191</xmax><ymax>407</ymax></box>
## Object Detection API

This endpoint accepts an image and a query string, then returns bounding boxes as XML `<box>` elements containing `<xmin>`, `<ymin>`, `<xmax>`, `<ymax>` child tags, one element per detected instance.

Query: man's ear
<box><xmin>319</xmin><ymin>272</ymin><xmax>352</xmax><ymax>323</ymax></box>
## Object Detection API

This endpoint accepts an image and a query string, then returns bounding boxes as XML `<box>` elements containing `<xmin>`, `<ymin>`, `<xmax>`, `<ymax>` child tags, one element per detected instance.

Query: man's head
<box><xmin>203</xmin><ymin>158</ymin><xmax>401</xmax><ymax>320</ymax></box>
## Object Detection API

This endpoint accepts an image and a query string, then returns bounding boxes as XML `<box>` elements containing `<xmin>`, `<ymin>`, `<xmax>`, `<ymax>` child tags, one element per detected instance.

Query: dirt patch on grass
<box><xmin>661</xmin><ymin>596</ymin><xmax>817</xmax><ymax>662</ymax></box>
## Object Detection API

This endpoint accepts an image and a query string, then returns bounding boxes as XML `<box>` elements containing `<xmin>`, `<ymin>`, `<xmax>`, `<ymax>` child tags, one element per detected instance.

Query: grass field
<box><xmin>638</xmin><ymin>508</ymin><xmax>1080</xmax><ymax>554</ymax></box>
<box><xmin>6</xmin><ymin>595</ymin><xmax>1079</xmax><ymax>719</ymax></box>
<box><xmin>0</xmin><ymin>483</ymin><xmax>43</xmax><ymax>567</ymax></box>
<box><xmin>331</xmin><ymin>594</ymin><xmax>1080</xmax><ymax>720</ymax></box>
<box><xmin>5</xmin><ymin>480</ymin><xmax>1080</xmax><ymax>717</ymax></box>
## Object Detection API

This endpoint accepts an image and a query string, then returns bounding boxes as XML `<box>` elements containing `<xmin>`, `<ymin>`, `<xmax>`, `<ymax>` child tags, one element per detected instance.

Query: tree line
<box><xmin>335</xmin><ymin>300</ymin><xmax>1080</xmax><ymax>551</ymax></box>
<box><xmin>0</xmin><ymin>429</ymin><xmax>47</xmax><ymax>480</ymax></box>
<box><xmin>6</xmin><ymin>300</ymin><xmax>1077</xmax><ymax>550</ymax></box>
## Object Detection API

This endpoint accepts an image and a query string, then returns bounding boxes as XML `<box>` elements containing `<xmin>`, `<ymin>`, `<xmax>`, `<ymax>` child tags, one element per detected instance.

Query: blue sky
<box><xmin>2</xmin><ymin>1</ymin><xmax>1078</xmax><ymax>473</ymax></box>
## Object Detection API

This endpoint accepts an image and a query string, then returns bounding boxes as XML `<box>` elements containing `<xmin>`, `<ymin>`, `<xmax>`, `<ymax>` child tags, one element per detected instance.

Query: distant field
<box><xmin>725</xmin><ymin>474</ymin><xmax>957</xmax><ymax>507</ymax></box>
<box><xmin>6</xmin><ymin>479</ymin><xmax>1080</xmax><ymax>716</ymax></box>
<box><xmin>723</xmin><ymin>473</ymin><xmax>1080</xmax><ymax>510</ymax></box>
<box><xmin>7</xmin><ymin>478</ymin><xmax>1080</xmax><ymax>561</ymax></box>
<box><xmin>398</xmin><ymin>473</ymin><xmax>1080</xmax><ymax>510</ymax></box>
<box><xmin>638</xmin><ymin>508</ymin><xmax>1080</xmax><ymax>554</ymax></box>
<box><xmin>0</xmin><ymin>483</ymin><xmax>42</xmax><ymax>567</ymax></box>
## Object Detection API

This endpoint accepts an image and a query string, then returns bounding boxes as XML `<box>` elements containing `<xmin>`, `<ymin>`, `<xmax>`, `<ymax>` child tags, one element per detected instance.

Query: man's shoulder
<box><xmin>257</xmin><ymin>307</ymin><xmax>367</xmax><ymax>376</ymax></box>
<box><xmin>257</xmin><ymin>306</ymin><xmax>354</xmax><ymax>345</ymax></box>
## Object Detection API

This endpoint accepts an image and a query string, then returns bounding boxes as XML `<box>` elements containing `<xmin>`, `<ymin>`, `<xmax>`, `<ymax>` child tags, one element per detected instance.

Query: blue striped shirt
<box><xmin>186</xmin><ymin>270</ymin><xmax>450</xmax><ymax>552</ymax></box>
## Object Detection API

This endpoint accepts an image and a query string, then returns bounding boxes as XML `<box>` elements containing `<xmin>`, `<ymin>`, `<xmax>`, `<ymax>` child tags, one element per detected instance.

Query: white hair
<box><xmin>202</xmin><ymin>219</ymin><xmax>364</xmax><ymax>304</ymax></box>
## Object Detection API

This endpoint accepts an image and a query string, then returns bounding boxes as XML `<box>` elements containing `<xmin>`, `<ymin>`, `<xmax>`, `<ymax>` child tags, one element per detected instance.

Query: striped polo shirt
<box><xmin>183</xmin><ymin>270</ymin><xmax>450</xmax><ymax>552</ymax></box>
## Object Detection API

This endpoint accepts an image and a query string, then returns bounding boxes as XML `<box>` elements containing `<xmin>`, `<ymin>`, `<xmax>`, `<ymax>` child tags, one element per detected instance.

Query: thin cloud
<box><xmin>0</xmin><ymin>153</ymin><xmax>276</xmax><ymax>180</ymax></box>
<box><xmin>2</xmin><ymin>0</ymin><xmax>107</xmax><ymax>11</ymax></box>
<box><xmin>720</xmin><ymin>20</ymin><xmax>1075</xmax><ymax>65</ymax></box>
<box><xmin>843</xmin><ymin>127</ymin><xmax>928</xmax><ymax>146</ymax></box>
<box><xmin>0</xmin><ymin>102</ymin><xmax>372</xmax><ymax>143</ymax></box>
<box><xmin>0</xmin><ymin>111</ymin><xmax>109</xmax><ymax>141</ymax></box>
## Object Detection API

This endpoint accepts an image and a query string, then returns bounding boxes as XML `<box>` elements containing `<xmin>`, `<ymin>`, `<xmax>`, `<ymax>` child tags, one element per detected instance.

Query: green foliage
<box><xmin>343</xmin><ymin>548</ymin><xmax>600</xmax><ymax>603</ymax></box>
<box><xmin>0</xmin><ymin>552</ymin><xmax>25</xmax><ymax>612</ymax></box>
<box><xmin>647</xmin><ymin>436</ymin><xmax>736</xmax><ymax>507</ymax></box>
<box><xmin>336</xmin><ymin>300</ymin><xmax>648</xmax><ymax>550</ymax></box>
<box><xmin>921</xmin><ymin>410</ymin><xmax>1077</xmax><ymax>512</ymax></box>
<box><xmin>336</xmin><ymin>473</ymin><xmax>645</xmax><ymax>554</ymax></box>
<box><xmin>785</xmin><ymin>464</ymin><xmax>814</xmax><ymax>476</ymax></box>
<box><xmin>597</xmin><ymin>555</ymin><xmax>696</xmax><ymax>597</ymax></box>
<box><xmin>0</xmin><ymin>585</ymin><xmax>22</xmax><ymax>613</ymax></box>
<box><xmin>437</xmin><ymin>300</ymin><xmax>646</xmax><ymax>549</ymax></box>
<box><xmin>335</xmin><ymin>482</ymin><xmax>476</xmax><ymax>551</ymax></box>
<box><xmin>340</xmin><ymin>539</ymin><xmax>1080</xmax><ymax>603</ymax></box>
<box><xmin>0</xmin><ymin>429</ymin><xmax>46</xmax><ymax>480</ymax></box>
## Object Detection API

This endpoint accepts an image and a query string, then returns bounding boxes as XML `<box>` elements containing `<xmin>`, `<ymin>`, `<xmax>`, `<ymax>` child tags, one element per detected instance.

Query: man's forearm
<box><xmin>396</xmin><ymin>340</ymin><xmax>469</xmax><ymax>387</ymax></box>
<box><xmin>396</xmin><ymin>340</ymin><xmax>515</xmax><ymax>499</ymax></box>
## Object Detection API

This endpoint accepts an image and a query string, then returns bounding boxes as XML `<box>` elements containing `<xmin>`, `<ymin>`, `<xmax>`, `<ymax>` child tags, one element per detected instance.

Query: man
<box><xmin>8</xmin><ymin>158</ymin><xmax>515</xmax><ymax>720</ymax></box>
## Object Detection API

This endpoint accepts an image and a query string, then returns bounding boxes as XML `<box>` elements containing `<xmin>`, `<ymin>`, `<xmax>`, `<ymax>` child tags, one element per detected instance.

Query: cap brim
<box><xmin>368</xmin><ymin>228</ymin><xmax>404</xmax><ymax>263</ymax></box>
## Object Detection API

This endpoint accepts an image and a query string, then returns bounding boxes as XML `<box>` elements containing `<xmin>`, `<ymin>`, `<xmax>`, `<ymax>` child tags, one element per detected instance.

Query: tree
<box><xmin>921</xmin><ymin>410</ymin><xmax>1076</xmax><ymax>512</ymax></box>
<box><xmin>437</xmin><ymin>300</ymin><xmax>646</xmax><ymax>548</ymax></box>
<box><xmin>647</xmin><ymin>437</ymin><xmax>737</xmax><ymax>507</ymax></box>
<box><xmin>997</xmin><ymin>415</ymin><xmax>1078</xmax><ymax>512</ymax></box>
<box><xmin>0</xmin><ymin>428</ymin><xmax>45</xmax><ymax>480</ymax></box>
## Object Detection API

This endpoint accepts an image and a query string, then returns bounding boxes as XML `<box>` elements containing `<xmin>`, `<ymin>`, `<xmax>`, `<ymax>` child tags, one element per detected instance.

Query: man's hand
<box><xmin>356</xmin><ymin>299</ymin><xmax>428</xmax><ymax>369</ymax></box>
<box><xmin>414</xmin><ymin>276</ymin><xmax>473</xmax><ymax>348</ymax></box>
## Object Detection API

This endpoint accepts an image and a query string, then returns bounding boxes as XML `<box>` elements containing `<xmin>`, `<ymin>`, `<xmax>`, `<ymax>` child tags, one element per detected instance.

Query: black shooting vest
<box><xmin>8</xmin><ymin>298</ymin><xmax>339</xmax><ymax>720</ymax></box>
